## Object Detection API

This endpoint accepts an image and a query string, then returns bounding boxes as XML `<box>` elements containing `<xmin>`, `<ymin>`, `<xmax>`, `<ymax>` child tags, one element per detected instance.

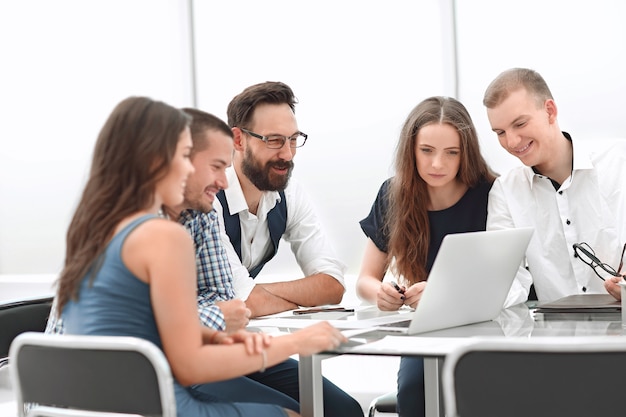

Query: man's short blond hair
<box><xmin>483</xmin><ymin>68</ymin><xmax>554</xmax><ymax>109</ymax></box>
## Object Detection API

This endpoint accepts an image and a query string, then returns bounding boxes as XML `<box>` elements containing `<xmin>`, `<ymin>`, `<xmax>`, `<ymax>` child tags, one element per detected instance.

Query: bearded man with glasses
<box><xmin>213</xmin><ymin>81</ymin><xmax>347</xmax><ymax>317</ymax></box>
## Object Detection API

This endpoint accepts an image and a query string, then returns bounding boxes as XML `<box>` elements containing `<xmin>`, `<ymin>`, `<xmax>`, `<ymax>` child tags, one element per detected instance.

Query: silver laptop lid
<box><xmin>375</xmin><ymin>228</ymin><xmax>533</xmax><ymax>335</ymax></box>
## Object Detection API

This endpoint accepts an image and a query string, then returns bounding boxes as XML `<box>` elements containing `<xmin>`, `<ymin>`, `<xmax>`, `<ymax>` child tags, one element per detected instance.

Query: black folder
<box><xmin>535</xmin><ymin>294</ymin><xmax>621</xmax><ymax>313</ymax></box>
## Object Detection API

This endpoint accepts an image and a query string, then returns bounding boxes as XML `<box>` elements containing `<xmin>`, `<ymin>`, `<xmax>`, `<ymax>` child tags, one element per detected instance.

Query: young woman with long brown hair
<box><xmin>356</xmin><ymin>96</ymin><xmax>497</xmax><ymax>417</ymax></box>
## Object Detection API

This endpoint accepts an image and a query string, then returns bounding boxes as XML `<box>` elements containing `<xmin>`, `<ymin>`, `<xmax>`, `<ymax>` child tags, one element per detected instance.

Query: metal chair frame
<box><xmin>442</xmin><ymin>336</ymin><xmax>626</xmax><ymax>417</ymax></box>
<box><xmin>10</xmin><ymin>332</ymin><xmax>176</xmax><ymax>417</ymax></box>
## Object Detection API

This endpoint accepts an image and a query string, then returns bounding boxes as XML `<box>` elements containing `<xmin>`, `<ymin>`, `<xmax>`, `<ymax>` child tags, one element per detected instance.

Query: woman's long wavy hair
<box><xmin>386</xmin><ymin>96</ymin><xmax>496</xmax><ymax>285</ymax></box>
<box><xmin>55</xmin><ymin>97</ymin><xmax>191</xmax><ymax>313</ymax></box>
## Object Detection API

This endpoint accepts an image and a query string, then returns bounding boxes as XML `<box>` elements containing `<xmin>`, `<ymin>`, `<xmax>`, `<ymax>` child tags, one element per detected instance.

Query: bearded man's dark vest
<box><xmin>216</xmin><ymin>190</ymin><xmax>287</xmax><ymax>278</ymax></box>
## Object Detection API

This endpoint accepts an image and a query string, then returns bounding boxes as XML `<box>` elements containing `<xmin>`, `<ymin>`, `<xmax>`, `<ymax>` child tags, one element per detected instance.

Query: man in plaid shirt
<box><xmin>167</xmin><ymin>108</ymin><xmax>250</xmax><ymax>333</ymax></box>
<box><xmin>177</xmin><ymin>208</ymin><xmax>238</xmax><ymax>331</ymax></box>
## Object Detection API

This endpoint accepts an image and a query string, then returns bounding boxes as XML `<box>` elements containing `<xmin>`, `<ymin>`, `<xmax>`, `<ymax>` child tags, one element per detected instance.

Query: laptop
<box><xmin>374</xmin><ymin>227</ymin><xmax>534</xmax><ymax>335</ymax></box>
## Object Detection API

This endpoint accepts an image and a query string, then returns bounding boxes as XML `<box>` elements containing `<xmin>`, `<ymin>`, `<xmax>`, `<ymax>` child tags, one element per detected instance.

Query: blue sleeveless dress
<box><xmin>62</xmin><ymin>214</ymin><xmax>287</xmax><ymax>417</ymax></box>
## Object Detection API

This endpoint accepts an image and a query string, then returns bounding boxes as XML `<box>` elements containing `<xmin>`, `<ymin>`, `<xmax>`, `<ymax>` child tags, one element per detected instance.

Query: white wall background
<box><xmin>0</xmin><ymin>0</ymin><xmax>195</xmax><ymax>273</ymax></box>
<box><xmin>192</xmin><ymin>0</ymin><xmax>454</xmax><ymax>277</ymax></box>
<box><xmin>1</xmin><ymin>0</ymin><xmax>625</xmax><ymax>276</ymax></box>
<box><xmin>455</xmin><ymin>0</ymin><xmax>626</xmax><ymax>176</ymax></box>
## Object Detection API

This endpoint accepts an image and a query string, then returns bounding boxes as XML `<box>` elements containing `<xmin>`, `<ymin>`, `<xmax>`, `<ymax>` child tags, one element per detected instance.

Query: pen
<box><xmin>293</xmin><ymin>307</ymin><xmax>355</xmax><ymax>315</ymax></box>
<box><xmin>390</xmin><ymin>280</ymin><xmax>405</xmax><ymax>295</ymax></box>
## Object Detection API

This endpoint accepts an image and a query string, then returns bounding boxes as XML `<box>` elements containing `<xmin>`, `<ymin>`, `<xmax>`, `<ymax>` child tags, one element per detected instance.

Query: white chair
<box><xmin>442</xmin><ymin>337</ymin><xmax>626</xmax><ymax>417</ymax></box>
<box><xmin>9</xmin><ymin>332</ymin><xmax>176</xmax><ymax>417</ymax></box>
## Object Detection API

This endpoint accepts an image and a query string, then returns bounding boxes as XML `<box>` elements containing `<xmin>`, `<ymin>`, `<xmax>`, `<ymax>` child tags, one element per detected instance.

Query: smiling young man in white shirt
<box><xmin>484</xmin><ymin>67</ymin><xmax>626</xmax><ymax>304</ymax></box>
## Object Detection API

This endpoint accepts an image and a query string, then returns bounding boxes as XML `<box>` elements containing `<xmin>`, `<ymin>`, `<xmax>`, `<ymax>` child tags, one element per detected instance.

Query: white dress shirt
<box><xmin>489</xmin><ymin>137</ymin><xmax>626</xmax><ymax>304</ymax></box>
<box><xmin>214</xmin><ymin>167</ymin><xmax>346</xmax><ymax>300</ymax></box>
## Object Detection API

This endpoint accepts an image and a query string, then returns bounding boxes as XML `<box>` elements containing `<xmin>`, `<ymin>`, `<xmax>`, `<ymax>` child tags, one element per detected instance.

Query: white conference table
<box><xmin>249</xmin><ymin>303</ymin><xmax>626</xmax><ymax>417</ymax></box>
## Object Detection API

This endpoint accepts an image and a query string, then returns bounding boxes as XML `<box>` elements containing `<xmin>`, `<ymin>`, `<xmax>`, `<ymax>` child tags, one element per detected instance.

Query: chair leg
<box><xmin>367</xmin><ymin>391</ymin><xmax>398</xmax><ymax>417</ymax></box>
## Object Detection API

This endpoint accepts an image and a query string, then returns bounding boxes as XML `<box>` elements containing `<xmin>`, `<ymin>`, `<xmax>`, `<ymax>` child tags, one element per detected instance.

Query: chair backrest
<box><xmin>0</xmin><ymin>296</ymin><xmax>53</xmax><ymax>365</ymax></box>
<box><xmin>9</xmin><ymin>332</ymin><xmax>176</xmax><ymax>417</ymax></box>
<box><xmin>442</xmin><ymin>337</ymin><xmax>626</xmax><ymax>417</ymax></box>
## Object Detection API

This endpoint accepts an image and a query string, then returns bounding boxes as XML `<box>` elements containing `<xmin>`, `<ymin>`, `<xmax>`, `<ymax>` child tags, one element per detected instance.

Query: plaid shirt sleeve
<box><xmin>180</xmin><ymin>209</ymin><xmax>236</xmax><ymax>331</ymax></box>
<box><xmin>196</xmin><ymin>299</ymin><xmax>226</xmax><ymax>330</ymax></box>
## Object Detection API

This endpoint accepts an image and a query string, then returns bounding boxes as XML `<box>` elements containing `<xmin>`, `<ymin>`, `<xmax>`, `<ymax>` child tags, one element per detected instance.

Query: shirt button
<box><xmin>558</xmin><ymin>191</ymin><xmax>563</xmax><ymax>195</ymax></box>
<box><xmin>566</xmin><ymin>219</ymin><xmax>571</xmax><ymax>225</ymax></box>
<box><xmin>582</xmin><ymin>286</ymin><xmax>587</xmax><ymax>292</ymax></box>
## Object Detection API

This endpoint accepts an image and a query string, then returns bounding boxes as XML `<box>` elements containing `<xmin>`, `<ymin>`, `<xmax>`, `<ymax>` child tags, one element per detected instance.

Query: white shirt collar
<box><xmin>524</xmin><ymin>133</ymin><xmax>593</xmax><ymax>189</ymax></box>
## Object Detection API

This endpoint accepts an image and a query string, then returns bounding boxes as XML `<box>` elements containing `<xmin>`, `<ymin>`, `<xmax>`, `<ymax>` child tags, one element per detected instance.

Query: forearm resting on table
<box><xmin>262</xmin><ymin>273</ymin><xmax>344</xmax><ymax>307</ymax></box>
<box><xmin>246</xmin><ymin>274</ymin><xmax>344</xmax><ymax>317</ymax></box>
<box><xmin>245</xmin><ymin>285</ymin><xmax>299</xmax><ymax>317</ymax></box>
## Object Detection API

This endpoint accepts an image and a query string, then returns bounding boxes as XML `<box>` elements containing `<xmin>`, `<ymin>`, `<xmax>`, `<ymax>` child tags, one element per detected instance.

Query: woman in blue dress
<box><xmin>357</xmin><ymin>96</ymin><xmax>497</xmax><ymax>417</ymax></box>
<box><xmin>56</xmin><ymin>96</ymin><xmax>347</xmax><ymax>417</ymax></box>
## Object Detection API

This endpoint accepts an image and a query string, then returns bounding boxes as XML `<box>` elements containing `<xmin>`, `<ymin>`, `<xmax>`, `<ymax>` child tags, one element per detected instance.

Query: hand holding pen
<box><xmin>390</xmin><ymin>280</ymin><xmax>406</xmax><ymax>296</ymax></box>
<box><xmin>396</xmin><ymin>281</ymin><xmax>427</xmax><ymax>309</ymax></box>
<box><xmin>376</xmin><ymin>280</ymin><xmax>406</xmax><ymax>311</ymax></box>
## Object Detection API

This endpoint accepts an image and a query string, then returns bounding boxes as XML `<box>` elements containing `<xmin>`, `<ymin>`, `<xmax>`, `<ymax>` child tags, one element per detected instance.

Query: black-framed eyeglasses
<box><xmin>572</xmin><ymin>242</ymin><xmax>626</xmax><ymax>281</ymax></box>
<box><xmin>240</xmin><ymin>128</ymin><xmax>307</xmax><ymax>149</ymax></box>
